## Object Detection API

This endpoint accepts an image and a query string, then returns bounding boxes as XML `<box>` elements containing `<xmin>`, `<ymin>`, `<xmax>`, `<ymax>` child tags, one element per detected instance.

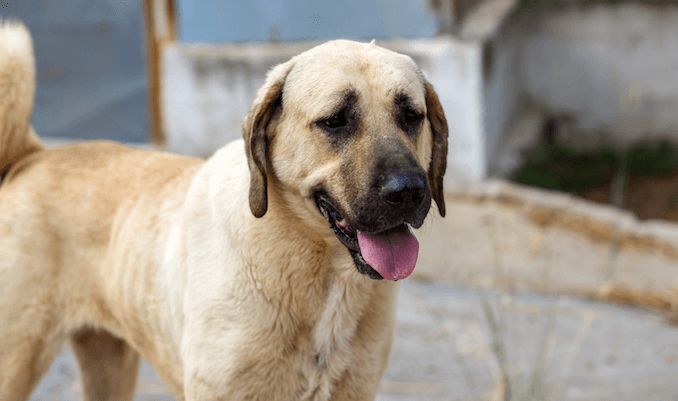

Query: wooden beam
<box><xmin>142</xmin><ymin>0</ymin><xmax>176</xmax><ymax>146</ymax></box>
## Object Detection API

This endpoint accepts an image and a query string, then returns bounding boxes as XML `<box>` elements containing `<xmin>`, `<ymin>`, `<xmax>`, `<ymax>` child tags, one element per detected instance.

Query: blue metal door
<box><xmin>1</xmin><ymin>0</ymin><xmax>148</xmax><ymax>142</ymax></box>
<box><xmin>178</xmin><ymin>0</ymin><xmax>438</xmax><ymax>43</ymax></box>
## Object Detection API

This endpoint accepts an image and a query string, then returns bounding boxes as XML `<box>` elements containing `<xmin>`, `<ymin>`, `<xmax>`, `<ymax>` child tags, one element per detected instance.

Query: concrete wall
<box><xmin>162</xmin><ymin>38</ymin><xmax>490</xmax><ymax>184</ymax></box>
<box><xmin>162</xmin><ymin>44</ymin><xmax>288</xmax><ymax>157</ymax></box>
<box><xmin>480</xmin><ymin>12</ymin><xmax>522</xmax><ymax>176</ymax></box>
<box><xmin>396</xmin><ymin>39</ymin><xmax>486</xmax><ymax>181</ymax></box>
<box><xmin>517</xmin><ymin>3</ymin><xmax>678</xmax><ymax>148</ymax></box>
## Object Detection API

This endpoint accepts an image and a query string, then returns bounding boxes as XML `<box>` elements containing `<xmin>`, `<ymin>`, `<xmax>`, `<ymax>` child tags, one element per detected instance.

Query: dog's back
<box><xmin>0</xmin><ymin>20</ymin><xmax>44</xmax><ymax>177</ymax></box>
<box><xmin>0</xmin><ymin>21</ymin><xmax>204</xmax><ymax>400</ymax></box>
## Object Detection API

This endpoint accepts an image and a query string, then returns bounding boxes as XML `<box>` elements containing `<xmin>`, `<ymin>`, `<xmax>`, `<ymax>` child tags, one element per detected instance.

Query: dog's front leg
<box><xmin>181</xmin><ymin>304</ymin><xmax>308</xmax><ymax>401</ymax></box>
<box><xmin>182</xmin><ymin>338</ymin><xmax>306</xmax><ymax>401</ymax></box>
<box><xmin>182</xmin><ymin>335</ymin><xmax>255</xmax><ymax>400</ymax></box>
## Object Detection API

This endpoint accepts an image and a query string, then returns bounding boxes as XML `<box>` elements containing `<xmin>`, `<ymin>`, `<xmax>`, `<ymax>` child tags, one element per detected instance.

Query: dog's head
<box><xmin>243</xmin><ymin>40</ymin><xmax>448</xmax><ymax>281</ymax></box>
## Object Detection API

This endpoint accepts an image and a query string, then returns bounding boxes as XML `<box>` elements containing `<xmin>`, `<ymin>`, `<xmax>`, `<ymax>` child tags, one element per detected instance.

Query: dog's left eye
<box><xmin>322</xmin><ymin>110</ymin><xmax>348</xmax><ymax>130</ymax></box>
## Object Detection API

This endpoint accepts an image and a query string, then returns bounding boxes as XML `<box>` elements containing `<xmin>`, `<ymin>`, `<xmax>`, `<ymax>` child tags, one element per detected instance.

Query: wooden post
<box><xmin>142</xmin><ymin>0</ymin><xmax>176</xmax><ymax>146</ymax></box>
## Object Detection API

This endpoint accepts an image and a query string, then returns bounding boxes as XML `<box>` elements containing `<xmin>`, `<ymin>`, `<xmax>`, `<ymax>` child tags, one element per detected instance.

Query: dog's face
<box><xmin>243</xmin><ymin>40</ymin><xmax>448</xmax><ymax>281</ymax></box>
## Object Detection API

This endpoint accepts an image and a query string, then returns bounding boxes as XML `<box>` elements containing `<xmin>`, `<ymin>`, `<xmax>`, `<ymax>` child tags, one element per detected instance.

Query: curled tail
<box><xmin>0</xmin><ymin>19</ymin><xmax>44</xmax><ymax>176</ymax></box>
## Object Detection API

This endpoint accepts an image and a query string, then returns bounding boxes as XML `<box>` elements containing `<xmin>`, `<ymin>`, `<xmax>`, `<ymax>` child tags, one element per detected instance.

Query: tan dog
<box><xmin>0</xmin><ymin>20</ymin><xmax>447</xmax><ymax>401</ymax></box>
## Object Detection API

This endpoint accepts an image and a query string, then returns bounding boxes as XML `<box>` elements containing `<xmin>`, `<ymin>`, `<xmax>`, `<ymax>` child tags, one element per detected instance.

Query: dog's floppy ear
<box><xmin>424</xmin><ymin>81</ymin><xmax>448</xmax><ymax>217</ymax></box>
<box><xmin>242</xmin><ymin>61</ymin><xmax>294</xmax><ymax>218</ymax></box>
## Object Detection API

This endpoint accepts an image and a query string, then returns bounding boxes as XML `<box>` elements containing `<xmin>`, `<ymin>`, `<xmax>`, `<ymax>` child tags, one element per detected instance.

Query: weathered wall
<box><xmin>162</xmin><ymin>44</ymin><xmax>285</xmax><ymax>157</ymax></box>
<box><xmin>480</xmin><ymin>13</ymin><xmax>523</xmax><ymax>176</ymax></box>
<box><xmin>516</xmin><ymin>3</ymin><xmax>678</xmax><ymax>148</ymax></box>
<box><xmin>399</xmin><ymin>39</ymin><xmax>487</xmax><ymax>181</ymax></box>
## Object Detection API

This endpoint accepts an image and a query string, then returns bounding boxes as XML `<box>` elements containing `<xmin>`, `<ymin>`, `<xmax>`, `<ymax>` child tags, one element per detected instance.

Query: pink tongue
<box><xmin>357</xmin><ymin>225</ymin><xmax>419</xmax><ymax>281</ymax></box>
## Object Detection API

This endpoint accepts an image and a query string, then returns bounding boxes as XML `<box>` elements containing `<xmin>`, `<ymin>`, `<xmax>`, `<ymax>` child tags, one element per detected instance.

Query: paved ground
<box><xmin>31</xmin><ymin>280</ymin><xmax>678</xmax><ymax>401</ymax></box>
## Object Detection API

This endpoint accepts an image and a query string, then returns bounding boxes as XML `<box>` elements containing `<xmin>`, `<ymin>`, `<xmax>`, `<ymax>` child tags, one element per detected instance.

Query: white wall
<box><xmin>482</xmin><ymin>18</ymin><xmax>523</xmax><ymax>175</ymax></box>
<box><xmin>395</xmin><ymin>39</ymin><xmax>487</xmax><ymax>182</ymax></box>
<box><xmin>162</xmin><ymin>45</ymin><xmax>272</xmax><ymax>157</ymax></box>
<box><xmin>517</xmin><ymin>4</ymin><xmax>678</xmax><ymax>147</ymax></box>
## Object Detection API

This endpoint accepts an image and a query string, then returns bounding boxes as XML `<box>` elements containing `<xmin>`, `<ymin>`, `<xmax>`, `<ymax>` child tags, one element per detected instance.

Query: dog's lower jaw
<box><xmin>315</xmin><ymin>196</ymin><xmax>385</xmax><ymax>280</ymax></box>
<box><xmin>348</xmin><ymin>248</ymin><xmax>384</xmax><ymax>280</ymax></box>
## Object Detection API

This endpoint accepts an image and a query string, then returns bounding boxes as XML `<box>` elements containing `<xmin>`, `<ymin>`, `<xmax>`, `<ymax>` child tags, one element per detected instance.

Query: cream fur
<box><xmin>0</xmin><ymin>22</ymin><xmax>446</xmax><ymax>401</ymax></box>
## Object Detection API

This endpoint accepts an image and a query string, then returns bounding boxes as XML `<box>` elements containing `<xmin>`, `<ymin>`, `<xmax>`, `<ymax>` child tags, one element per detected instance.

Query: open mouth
<box><xmin>315</xmin><ymin>196</ymin><xmax>419</xmax><ymax>281</ymax></box>
<box><xmin>315</xmin><ymin>197</ymin><xmax>359</xmax><ymax>250</ymax></box>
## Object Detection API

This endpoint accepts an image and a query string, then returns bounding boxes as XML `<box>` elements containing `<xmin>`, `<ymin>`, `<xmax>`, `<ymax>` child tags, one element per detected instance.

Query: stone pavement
<box><xmin>31</xmin><ymin>280</ymin><xmax>678</xmax><ymax>401</ymax></box>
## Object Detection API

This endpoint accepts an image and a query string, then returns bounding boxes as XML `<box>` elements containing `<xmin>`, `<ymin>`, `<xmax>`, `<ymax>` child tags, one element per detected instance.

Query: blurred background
<box><xmin>1</xmin><ymin>0</ymin><xmax>148</xmax><ymax>142</ymax></box>
<box><xmin>4</xmin><ymin>0</ymin><xmax>678</xmax><ymax>400</ymax></box>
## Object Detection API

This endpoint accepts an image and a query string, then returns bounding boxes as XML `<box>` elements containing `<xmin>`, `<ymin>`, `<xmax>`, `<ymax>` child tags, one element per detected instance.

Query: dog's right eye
<box><xmin>322</xmin><ymin>111</ymin><xmax>348</xmax><ymax>130</ymax></box>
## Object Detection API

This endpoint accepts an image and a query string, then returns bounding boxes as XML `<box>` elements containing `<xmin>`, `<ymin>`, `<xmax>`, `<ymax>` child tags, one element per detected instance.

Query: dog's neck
<box><xmin>243</xmin><ymin>189</ymin><xmax>373</xmax><ymax>318</ymax></box>
<box><xmin>239</xmin><ymin>186</ymin><xmax>378</xmax><ymax>399</ymax></box>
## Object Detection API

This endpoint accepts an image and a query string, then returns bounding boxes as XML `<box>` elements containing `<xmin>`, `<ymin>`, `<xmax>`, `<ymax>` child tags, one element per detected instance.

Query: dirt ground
<box><xmin>583</xmin><ymin>172</ymin><xmax>678</xmax><ymax>222</ymax></box>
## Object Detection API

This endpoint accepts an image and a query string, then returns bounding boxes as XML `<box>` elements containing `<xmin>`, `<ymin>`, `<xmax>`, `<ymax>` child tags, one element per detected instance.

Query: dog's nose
<box><xmin>379</xmin><ymin>171</ymin><xmax>427</xmax><ymax>211</ymax></box>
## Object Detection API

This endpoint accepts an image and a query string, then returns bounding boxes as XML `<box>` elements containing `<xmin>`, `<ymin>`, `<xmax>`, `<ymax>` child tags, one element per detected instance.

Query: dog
<box><xmin>0</xmin><ymin>20</ymin><xmax>447</xmax><ymax>401</ymax></box>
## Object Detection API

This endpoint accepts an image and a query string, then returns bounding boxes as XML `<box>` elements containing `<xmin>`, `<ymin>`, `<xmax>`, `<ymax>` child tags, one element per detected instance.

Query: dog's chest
<box><xmin>294</xmin><ymin>278</ymin><xmax>372</xmax><ymax>400</ymax></box>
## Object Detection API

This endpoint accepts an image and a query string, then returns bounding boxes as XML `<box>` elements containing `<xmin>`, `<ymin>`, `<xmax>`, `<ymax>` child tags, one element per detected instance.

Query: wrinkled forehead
<box><xmin>283</xmin><ymin>42</ymin><xmax>425</xmax><ymax>118</ymax></box>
